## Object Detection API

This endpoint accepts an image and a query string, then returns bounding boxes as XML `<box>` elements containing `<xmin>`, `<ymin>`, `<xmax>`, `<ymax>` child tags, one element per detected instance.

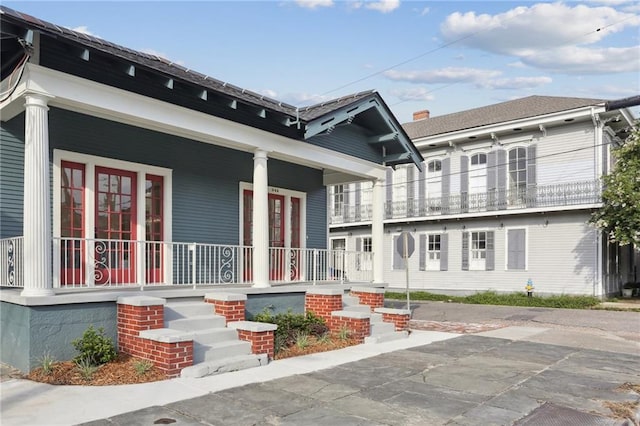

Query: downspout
<box><xmin>591</xmin><ymin>108</ymin><xmax>603</xmax><ymax>297</ymax></box>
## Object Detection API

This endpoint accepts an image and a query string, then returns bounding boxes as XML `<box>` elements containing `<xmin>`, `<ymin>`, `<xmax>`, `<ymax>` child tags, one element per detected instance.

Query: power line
<box><xmin>331</xmin><ymin>139</ymin><xmax>617</xmax><ymax>195</ymax></box>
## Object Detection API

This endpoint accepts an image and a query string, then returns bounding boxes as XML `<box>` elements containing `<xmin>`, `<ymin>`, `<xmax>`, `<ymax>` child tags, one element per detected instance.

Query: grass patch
<box><xmin>385</xmin><ymin>290</ymin><xmax>602</xmax><ymax>309</ymax></box>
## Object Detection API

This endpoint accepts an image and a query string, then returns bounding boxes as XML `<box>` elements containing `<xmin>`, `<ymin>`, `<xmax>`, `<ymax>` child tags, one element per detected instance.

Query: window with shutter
<box><xmin>392</xmin><ymin>235</ymin><xmax>405</xmax><ymax>270</ymax></box>
<box><xmin>507</xmin><ymin>229</ymin><xmax>526</xmax><ymax>270</ymax></box>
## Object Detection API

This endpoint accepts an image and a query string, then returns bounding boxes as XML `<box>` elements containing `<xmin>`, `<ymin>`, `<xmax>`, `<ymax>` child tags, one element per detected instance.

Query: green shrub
<box><xmin>75</xmin><ymin>357</ymin><xmax>99</xmax><ymax>381</ymax></box>
<box><xmin>133</xmin><ymin>359</ymin><xmax>154</xmax><ymax>376</ymax></box>
<box><xmin>253</xmin><ymin>308</ymin><xmax>328</xmax><ymax>353</ymax></box>
<box><xmin>36</xmin><ymin>351</ymin><xmax>56</xmax><ymax>375</ymax></box>
<box><xmin>72</xmin><ymin>325</ymin><xmax>117</xmax><ymax>365</ymax></box>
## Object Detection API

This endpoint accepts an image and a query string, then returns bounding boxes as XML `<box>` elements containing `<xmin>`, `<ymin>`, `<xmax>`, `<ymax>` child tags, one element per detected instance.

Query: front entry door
<box><xmin>95</xmin><ymin>167</ymin><xmax>137</xmax><ymax>284</ymax></box>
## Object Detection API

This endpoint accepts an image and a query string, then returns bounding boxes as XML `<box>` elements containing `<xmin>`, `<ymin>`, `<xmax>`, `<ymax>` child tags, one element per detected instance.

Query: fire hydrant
<box><xmin>525</xmin><ymin>278</ymin><xmax>534</xmax><ymax>297</ymax></box>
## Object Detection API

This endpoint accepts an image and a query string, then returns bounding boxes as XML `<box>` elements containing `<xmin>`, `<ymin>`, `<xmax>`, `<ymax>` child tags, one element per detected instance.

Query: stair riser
<box><xmin>342</xmin><ymin>305</ymin><xmax>372</xmax><ymax>314</ymax></box>
<box><xmin>164</xmin><ymin>303</ymin><xmax>215</xmax><ymax>321</ymax></box>
<box><xmin>165</xmin><ymin>316</ymin><xmax>226</xmax><ymax>330</ymax></box>
<box><xmin>190</xmin><ymin>329</ymin><xmax>239</xmax><ymax>344</ymax></box>
<box><xmin>342</xmin><ymin>295</ymin><xmax>360</xmax><ymax>306</ymax></box>
<box><xmin>370</xmin><ymin>322</ymin><xmax>396</xmax><ymax>336</ymax></box>
<box><xmin>193</xmin><ymin>341</ymin><xmax>252</xmax><ymax>363</ymax></box>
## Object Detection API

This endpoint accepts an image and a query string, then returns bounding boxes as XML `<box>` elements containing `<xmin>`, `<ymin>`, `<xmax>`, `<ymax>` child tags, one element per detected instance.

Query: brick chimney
<box><xmin>413</xmin><ymin>109</ymin><xmax>430</xmax><ymax>121</ymax></box>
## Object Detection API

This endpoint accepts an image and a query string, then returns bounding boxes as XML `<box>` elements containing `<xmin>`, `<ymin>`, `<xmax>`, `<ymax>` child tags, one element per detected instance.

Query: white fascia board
<box><xmin>413</xmin><ymin>107</ymin><xmax>606</xmax><ymax>148</ymax></box>
<box><xmin>7</xmin><ymin>64</ymin><xmax>386</xmax><ymax>181</ymax></box>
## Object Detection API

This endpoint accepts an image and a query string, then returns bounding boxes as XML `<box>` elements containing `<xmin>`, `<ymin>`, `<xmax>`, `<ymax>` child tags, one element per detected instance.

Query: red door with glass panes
<box><xmin>290</xmin><ymin>197</ymin><xmax>301</xmax><ymax>280</ymax></box>
<box><xmin>95</xmin><ymin>167</ymin><xmax>137</xmax><ymax>284</ymax></box>
<box><xmin>145</xmin><ymin>175</ymin><xmax>163</xmax><ymax>283</ymax></box>
<box><xmin>60</xmin><ymin>161</ymin><xmax>85</xmax><ymax>285</ymax></box>
<box><xmin>242</xmin><ymin>190</ymin><xmax>291</xmax><ymax>281</ymax></box>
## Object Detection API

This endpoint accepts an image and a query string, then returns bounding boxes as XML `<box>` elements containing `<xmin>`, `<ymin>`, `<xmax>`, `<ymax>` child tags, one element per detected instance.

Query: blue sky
<box><xmin>5</xmin><ymin>1</ymin><xmax>640</xmax><ymax>122</ymax></box>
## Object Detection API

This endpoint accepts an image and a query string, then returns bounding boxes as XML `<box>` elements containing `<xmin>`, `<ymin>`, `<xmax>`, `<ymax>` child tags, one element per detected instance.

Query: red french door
<box><xmin>145</xmin><ymin>175</ymin><xmax>163</xmax><ymax>283</ymax></box>
<box><xmin>242</xmin><ymin>190</ymin><xmax>288</xmax><ymax>281</ymax></box>
<box><xmin>290</xmin><ymin>197</ymin><xmax>301</xmax><ymax>280</ymax></box>
<box><xmin>60</xmin><ymin>161</ymin><xmax>85</xmax><ymax>285</ymax></box>
<box><xmin>95</xmin><ymin>167</ymin><xmax>137</xmax><ymax>284</ymax></box>
<box><xmin>268</xmin><ymin>194</ymin><xmax>285</xmax><ymax>280</ymax></box>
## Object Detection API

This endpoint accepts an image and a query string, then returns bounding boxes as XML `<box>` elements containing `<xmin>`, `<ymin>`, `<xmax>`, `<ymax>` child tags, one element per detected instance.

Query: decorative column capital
<box><xmin>253</xmin><ymin>148</ymin><xmax>269</xmax><ymax>161</ymax></box>
<box><xmin>23</xmin><ymin>91</ymin><xmax>54</xmax><ymax>109</ymax></box>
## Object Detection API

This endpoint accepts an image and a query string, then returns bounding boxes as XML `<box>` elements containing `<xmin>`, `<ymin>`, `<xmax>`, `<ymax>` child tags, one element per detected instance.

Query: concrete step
<box><xmin>181</xmin><ymin>354</ymin><xmax>269</xmax><ymax>378</ymax></box>
<box><xmin>342</xmin><ymin>304</ymin><xmax>372</xmax><ymax>314</ymax></box>
<box><xmin>165</xmin><ymin>314</ymin><xmax>226</xmax><ymax>331</ymax></box>
<box><xmin>342</xmin><ymin>295</ymin><xmax>360</xmax><ymax>306</ymax></box>
<box><xmin>194</xmin><ymin>339</ymin><xmax>252</xmax><ymax>364</ymax></box>
<box><xmin>164</xmin><ymin>301</ymin><xmax>214</xmax><ymax>321</ymax></box>
<box><xmin>370</xmin><ymin>313</ymin><xmax>384</xmax><ymax>323</ymax></box>
<box><xmin>188</xmin><ymin>328</ymin><xmax>239</xmax><ymax>344</ymax></box>
<box><xmin>364</xmin><ymin>330</ymin><xmax>409</xmax><ymax>344</ymax></box>
<box><xmin>370</xmin><ymin>321</ymin><xmax>396</xmax><ymax>336</ymax></box>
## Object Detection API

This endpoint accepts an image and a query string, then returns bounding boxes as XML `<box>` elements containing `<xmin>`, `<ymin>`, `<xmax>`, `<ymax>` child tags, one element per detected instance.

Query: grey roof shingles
<box><xmin>402</xmin><ymin>95</ymin><xmax>607</xmax><ymax>139</ymax></box>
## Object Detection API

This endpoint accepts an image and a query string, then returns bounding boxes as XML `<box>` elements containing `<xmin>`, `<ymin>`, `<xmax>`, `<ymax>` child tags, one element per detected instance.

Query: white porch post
<box><xmin>21</xmin><ymin>93</ymin><xmax>55</xmax><ymax>296</ymax></box>
<box><xmin>372</xmin><ymin>178</ymin><xmax>385</xmax><ymax>284</ymax></box>
<box><xmin>252</xmin><ymin>149</ymin><xmax>270</xmax><ymax>288</ymax></box>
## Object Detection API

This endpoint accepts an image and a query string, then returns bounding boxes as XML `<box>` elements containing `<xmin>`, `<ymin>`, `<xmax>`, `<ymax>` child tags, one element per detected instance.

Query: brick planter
<box><xmin>330</xmin><ymin>310</ymin><xmax>371</xmax><ymax>343</ymax></box>
<box><xmin>117</xmin><ymin>296</ymin><xmax>194</xmax><ymax>378</ymax></box>
<box><xmin>350</xmin><ymin>286</ymin><xmax>385</xmax><ymax>312</ymax></box>
<box><xmin>228</xmin><ymin>321</ymin><xmax>278</xmax><ymax>360</ymax></box>
<box><xmin>205</xmin><ymin>292</ymin><xmax>247</xmax><ymax>324</ymax></box>
<box><xmin>374</xmin><ymin>307</ymin><xmax>411</xmax><ymax>331</ymax></box>
<box><xmin>305</xmin><ymin>288</ymin><xmax>343</xmax><ymax>323</ymax></box>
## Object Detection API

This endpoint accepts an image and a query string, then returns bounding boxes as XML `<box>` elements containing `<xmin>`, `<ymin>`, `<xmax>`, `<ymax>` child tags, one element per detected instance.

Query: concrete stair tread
<box><xmin>370</xmin><ymin>313</ymin><xmax>384</xmax><ymax>323</ymax></box>
<box><xmin>181</xmin><ymin>353</ymin><xmax>269</xmax><ymax>378</ymax></box>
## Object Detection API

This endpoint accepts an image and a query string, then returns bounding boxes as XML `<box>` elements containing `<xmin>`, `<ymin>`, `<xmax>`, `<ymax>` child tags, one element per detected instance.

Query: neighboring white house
<box><xmin>329</xmin><ymin>96</ymin><xmax>639</xmax><ymax>297</ymax></box>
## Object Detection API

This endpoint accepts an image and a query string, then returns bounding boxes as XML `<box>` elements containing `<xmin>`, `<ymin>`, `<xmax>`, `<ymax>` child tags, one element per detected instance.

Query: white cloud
<box><xmin>507</xmin><ymin>61</ymin><xmax>526</xmax><ymax>68</ymax></box>
<box><xmin>420</xmin><ymin>7</ymin><xmax>430</xmax><ymax>16</ymax></box>
<box><xmin>260</xmin><ymin>89</ymin><xmax>279</xmax><ymax>99</ymax></box>
<box><xmin>365</xmin><ymin>0</ymin><xmax>400</xmax><ymax>13</ymax></box>
<box><xmin>478</xmin><ymin>76</ymin><xmax>552</xmax><ymax>90</ymax></box>
<box><xmin>390</xmin><ymin>87</ymin><xmax>435</xmax><ymax>101</ymax></box>
<box><xmin>521</xmin><ymin>45</ymin><xmax>640</xmax><ymax>73</ymax></box>
<box><xmin>281</xmin><ymin>92</ymin><xmax>331</xmax><ymax>106</ymax></box>
<box><xmin>440</xmin><ymin>3</ymin><xmax>640</xmax><ymax>74</ymax></box>
<box><xmin>140</xmin><ymin>48</ymin><xmax>185</xmax><ymax>66</ymax></box>
<box><xmin>70</xmin><ymin>26</ymin><xmax>98</xmax><ymax>37</ymax></box>
<box><xmin>383</xmin><ymin>67</ymin><xmax>501</xmax><ymax>84</ymax></box>
<box><xmin>295</xmin><ymin>0</ymin><xmax>333</xmax><ymax>9</ymax></box>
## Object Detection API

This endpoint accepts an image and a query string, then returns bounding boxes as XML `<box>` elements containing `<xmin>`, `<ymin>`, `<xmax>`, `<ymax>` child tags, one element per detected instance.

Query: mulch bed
<box><xmin>26</xmin><ymin>353</ymin><xmax>167</xmax><ymax>386</ymax></box>
<box><xmin>274</xmin><ymin>335</ymin><xmax>360</xmax><ymax>360</ymax></box>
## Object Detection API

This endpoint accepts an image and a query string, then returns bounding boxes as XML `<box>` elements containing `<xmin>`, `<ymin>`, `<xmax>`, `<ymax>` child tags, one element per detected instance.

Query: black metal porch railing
<box><xmin>330</xmin><ymin>179</ymin><xmax>602</xmax><ymax>224</ymax></box>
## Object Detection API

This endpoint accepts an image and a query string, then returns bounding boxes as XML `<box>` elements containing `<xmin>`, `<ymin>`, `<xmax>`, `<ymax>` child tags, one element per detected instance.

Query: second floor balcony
<box><xmin>330</xmin><ymin>179</ymin><xmax>602</xmax><ymax>225</ymax></box>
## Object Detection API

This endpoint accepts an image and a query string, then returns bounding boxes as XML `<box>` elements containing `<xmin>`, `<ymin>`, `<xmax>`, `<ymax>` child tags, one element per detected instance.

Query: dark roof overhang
<box><xmin>303</xmin><ymin>92</ymin><xmax>424</xmax><ymax>171</ymax></box>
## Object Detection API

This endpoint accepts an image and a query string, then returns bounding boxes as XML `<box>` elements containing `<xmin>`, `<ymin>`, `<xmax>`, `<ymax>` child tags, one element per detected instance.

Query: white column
<box><xmin>372</xmin><ymin>178</ymin><xmax>385</xmax><ymax>284</ymax></box>
<box><xmin>21</xmin><ymin>93</ymin><xmax>55</xmax><ymax>296</ymax></box>
<box><xmin>252</xmin><ymin>149</ymin><xmax>270</xmax><ymax>288</ymax></box>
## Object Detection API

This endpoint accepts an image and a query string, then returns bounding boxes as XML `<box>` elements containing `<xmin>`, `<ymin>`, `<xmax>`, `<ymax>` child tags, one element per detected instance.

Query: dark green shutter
<box><xmin>440</xmin><ymin>233</ymin><xmax>448</xmax><ymax>271</ymax></box>
<box><xmin>462</xmin><ymin>231</ymin><xmax>469</xmax><ymax>271</ymax></box>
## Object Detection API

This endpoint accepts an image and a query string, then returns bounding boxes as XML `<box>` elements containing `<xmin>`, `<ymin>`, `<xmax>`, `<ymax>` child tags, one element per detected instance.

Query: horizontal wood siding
<box><xmin>306</xmin><ymin>125</ymin><xmax>382</xmax><ymax>164</ymax></box>
<box><xmin>0</xmin><ymin>117</ymin><xmax>25</xmax><ymax>238</ymax></box>
<box><xmin>8</xmin><ymin>108</ymin><xmax>327</xmax><ymax>247</ymax></box>
<box><xmin>347</xmin><ymin>211</ymin><xmax>597</xmax><ymax>295</ymax></box>
<box><xmin>536</xmin><ymin>122</ymin><xmax>596</xmax><ymax>185</ymax></box>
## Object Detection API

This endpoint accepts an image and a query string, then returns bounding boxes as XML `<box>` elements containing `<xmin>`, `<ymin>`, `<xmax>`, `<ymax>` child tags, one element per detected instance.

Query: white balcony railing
<box><xmin>0</xmin><ymin>236</ymin><xmax>372</xmax><ymax>289</ymax></box>
<box><xmin>331</xmin><ymin>179</ymin><xmax>602</xmax><ymax>224</ymax></box>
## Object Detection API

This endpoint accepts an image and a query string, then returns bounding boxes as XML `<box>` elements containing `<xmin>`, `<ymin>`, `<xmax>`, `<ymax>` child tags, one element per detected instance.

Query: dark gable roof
<box><xmin>0</xmin><ymin>6</ymin><xmax>298</xmax><ymax>117</ymax></box>
<box><xmin>402</xmin><ymin>95</ymin><xmax>607</xmax><ymax>139</ymax></box>
<box><xmin>298</xmin><ymin>91</ymin><xmax>375</xmax><ymax>121</ymax></box>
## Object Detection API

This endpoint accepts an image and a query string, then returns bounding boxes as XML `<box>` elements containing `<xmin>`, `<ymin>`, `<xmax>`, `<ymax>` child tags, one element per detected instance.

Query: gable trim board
<box><xmin>2</xmin><ymin>64</ymin><xmax>387</xmax><ymax>182</ymax></box>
